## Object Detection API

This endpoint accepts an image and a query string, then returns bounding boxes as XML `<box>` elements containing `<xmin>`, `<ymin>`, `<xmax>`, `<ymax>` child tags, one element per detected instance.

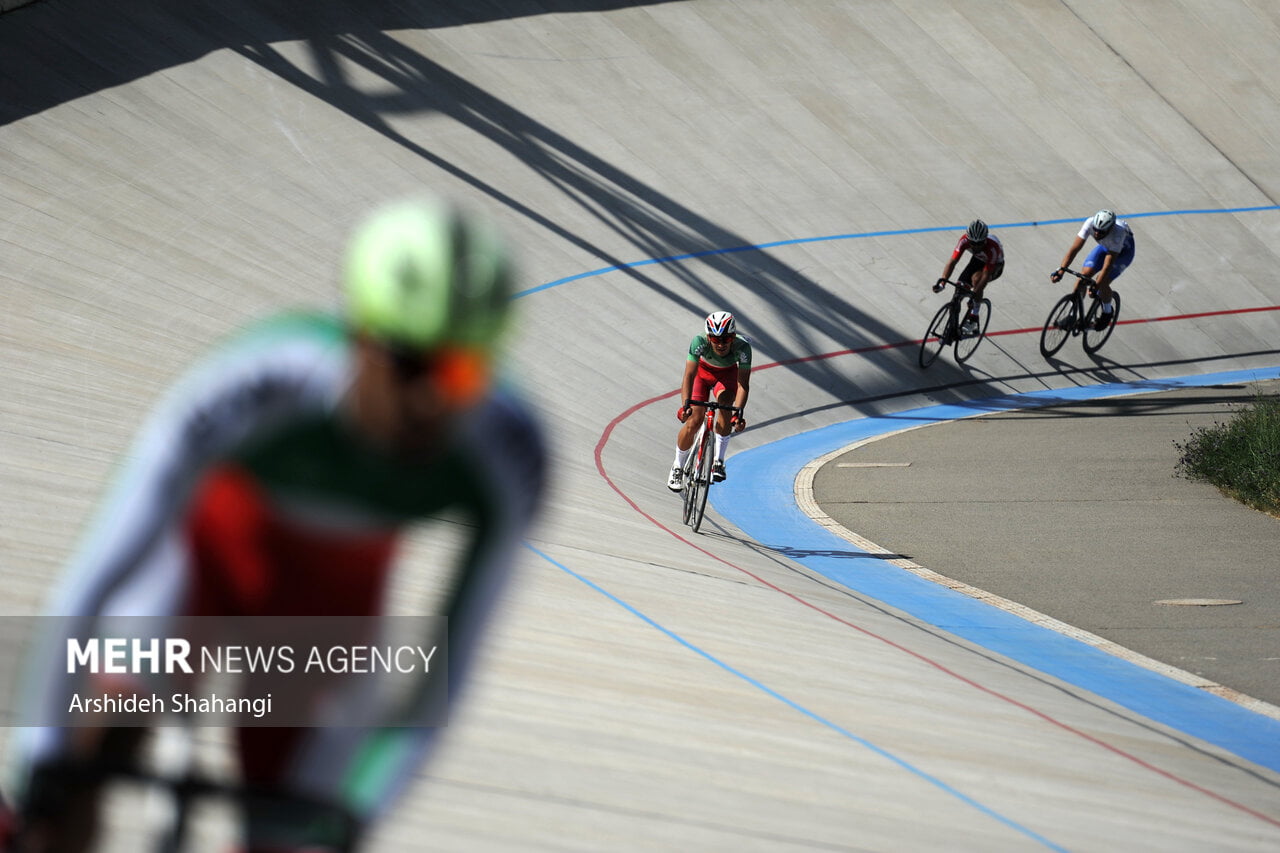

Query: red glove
<box><xmin>731</xmin><ymin>414</ymin><xmax>746</xmax><ymax>433</ymax></box>
<box><xmin>677</xmin><ymin>403</ymin><xmax>692</xmax><ymax>422</ymax></box>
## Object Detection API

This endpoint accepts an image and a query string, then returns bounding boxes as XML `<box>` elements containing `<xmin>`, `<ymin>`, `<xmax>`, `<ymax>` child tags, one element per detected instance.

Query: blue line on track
<box><xmin>514</xmin><ymin>204</ymin><xmax>1280</xmax><ymax>299</ymax></box>
<box><xmin>525</xmin><ymin>543</ymin><xmax>1069</xmax><ymax>851</ymax></box>
<box><xmin>712</xmin><ymin>367</ymin><xmax>1280</xmax><ymax>773</ymax></box>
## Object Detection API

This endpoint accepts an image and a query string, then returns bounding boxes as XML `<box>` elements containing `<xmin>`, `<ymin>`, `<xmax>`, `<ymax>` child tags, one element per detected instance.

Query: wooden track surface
<box><xmin>3</xmin><ymin>2</ymin><xmax>1279</xmax><ymax>850</ymax></box>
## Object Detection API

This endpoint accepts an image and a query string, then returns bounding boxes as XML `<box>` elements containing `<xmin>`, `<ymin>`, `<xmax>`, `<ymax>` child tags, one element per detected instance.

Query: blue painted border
<box><xmin>713</xmin><ymin>367</ymin><xmax>1280</xmax><ymax>772</ymax></box>
<box><xmin>526</xmin><ymin>543</ymin><xmax>1068</xmax><ymax>850</ymax></box>
<box><xmin>515</xmin><ymin>205</ymin><xmax>1280</xmax><ymax>298</ymax></box>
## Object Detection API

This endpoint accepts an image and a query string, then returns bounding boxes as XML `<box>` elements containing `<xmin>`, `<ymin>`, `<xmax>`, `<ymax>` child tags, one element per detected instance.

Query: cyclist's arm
<box><xmin>733</xmin><ymin>368</ymin><xmax>750</xmax><ymax>412</ymax></box>
<box><xmin>680</xmin><ymin>356</ymin><xmax>698</xmax><ymax>406</ymax></box>
<box><xmin>344</xmin><ymin>392</ymin><xmax>546</xmax><ymax>823</ymax></box>
<box><xmin>1057</xmin><ymin>234</ymin><xmax>1086</xmax><ymax>273</ymax></box>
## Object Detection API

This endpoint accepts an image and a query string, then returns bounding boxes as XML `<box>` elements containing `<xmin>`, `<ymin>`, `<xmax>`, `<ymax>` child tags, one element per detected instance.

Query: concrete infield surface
<box><xmin>3</xmin><ymin>1</ymin><xmax>1280</xmax><ymax>851</ymax></box>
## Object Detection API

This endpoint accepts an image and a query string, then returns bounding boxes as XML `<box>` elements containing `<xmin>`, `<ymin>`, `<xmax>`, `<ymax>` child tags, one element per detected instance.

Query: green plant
<box><xmin>1174</xmin><ymin>393</ymin><xmax>1280</xmax><ymax>516</ymax></box>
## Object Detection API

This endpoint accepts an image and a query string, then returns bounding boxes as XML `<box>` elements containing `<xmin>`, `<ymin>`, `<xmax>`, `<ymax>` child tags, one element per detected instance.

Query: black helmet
<box><xmin>966</xmin><ymin>219</ymin><xmax>988</xmax><ymax>244</ymax></box>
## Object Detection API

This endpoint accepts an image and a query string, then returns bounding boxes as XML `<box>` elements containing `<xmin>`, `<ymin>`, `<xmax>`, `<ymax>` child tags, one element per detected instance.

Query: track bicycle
<box><xmin>918</xmin><ymin>279</ymin><xmax>992</xmax><ymax>368</ymax></box>
<box><xmin>679</xmin><ymin>400</ymin><xmax>741</xmax><ymax>534</ymax></box>
<box><xmin>1039</xmin><ymin>268</ymin><xmax>1121</xmax><ymax>358</ymax></box>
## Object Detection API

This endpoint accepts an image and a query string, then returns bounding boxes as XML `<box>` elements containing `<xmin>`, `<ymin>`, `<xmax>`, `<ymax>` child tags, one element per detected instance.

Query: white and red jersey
<box><xmin>951</xmin><ymin>233</ymin><xmax>1004</xmax><ymax>271</ymax></box>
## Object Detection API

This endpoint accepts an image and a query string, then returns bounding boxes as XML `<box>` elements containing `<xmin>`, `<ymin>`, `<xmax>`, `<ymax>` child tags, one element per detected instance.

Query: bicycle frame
<box><xmin>680</xmin><ymin>400</ymin><xmax>740</xmax><ymax>533</ymax></box>
<box><xmin>1039</xmin><ymin>268</ymin><xmax>1121</xmax><ymax>358</ymax></box>
<box><xmin>919</xmin><ymin>279</ymin><xmax>991</xmax><ymax>368</ymax></box>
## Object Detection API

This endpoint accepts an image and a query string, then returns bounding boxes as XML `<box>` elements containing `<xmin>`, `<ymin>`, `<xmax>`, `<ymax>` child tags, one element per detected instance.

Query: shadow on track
<box><xmin>1</xmin><ymin>0</ymin><xmax>943</xmax><ymax>417</ymax></box>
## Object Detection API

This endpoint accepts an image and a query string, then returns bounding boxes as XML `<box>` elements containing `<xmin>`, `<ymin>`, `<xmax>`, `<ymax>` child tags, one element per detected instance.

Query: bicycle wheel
<box><xmin>680</xmin><ymin>429</ymin><xmax>701</xmax><ymax>526</ymax></box>
<box><xmin>918</xmin><ymin>303</ymin><xmax>952</xmax><ymax>368</ymax></box>
<box><xmin>690</xmin><ymin>427</ymin><xmax>715</xmax><ymax>533</ymax></box>
<box><xmin>954</xmin><ymin>298</ymin><xmax>992</xmax><ymax>363</ymax></box>
<box><xmin>1039</xmin><ymin>293</ymin><xmax>1077</xmax><ymax>358</ymax></box>
<box><xmin>1083</xmin><ymin>291</ymin><xmax>1120</xmax><ymax>354</ymax></box>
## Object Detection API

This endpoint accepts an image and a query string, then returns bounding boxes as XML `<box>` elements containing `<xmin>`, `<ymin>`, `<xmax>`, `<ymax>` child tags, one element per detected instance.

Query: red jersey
<box><xmin>951</xmin><ymin>233</ymin><xmax>1003</xmax><ymax>270</ymax></box>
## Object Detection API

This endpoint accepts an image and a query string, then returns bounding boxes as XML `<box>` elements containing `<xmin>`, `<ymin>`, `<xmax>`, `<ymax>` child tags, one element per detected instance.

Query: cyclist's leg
<box><xmin>1079</xmin><ymin>243</ymin><xmax>1108</xmax><ymax>281</ymax></box>
<box><xmin>954</xmin><ymin>258</ymin><xmax>985</xmax><ymax>326</ymax></box>
<box><xmin>1102</xmin><ymin>236</ymin><xmax>1135</xmax><ymax>291</ymax></box>
<box><xmin>972</xmin><ymin>260</ymin><xmax>1002</xmax><ymax>302</ymax></box>
<box><xmin>1083</xmin><ymin>243</ymin><xmax>1125</xmax><ymax>324</ymax></box>
<box><xmin>711</xmin><ymin>381</ymin><xmax>737</xmax><ymax>482</ymax></box>
<box><xmin>674</xmin><ymin>372</ymin><xmax>715</xmax><ymax>476</ymax></box>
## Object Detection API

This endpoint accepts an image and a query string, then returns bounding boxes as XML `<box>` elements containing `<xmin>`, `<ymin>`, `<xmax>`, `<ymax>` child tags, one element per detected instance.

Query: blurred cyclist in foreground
<box><xmin>668</xmin><ymin>311</ymin><xmax>750</xmax><ymax>490</ymax></box>
<box><xmin>3</xmin><ymin>198</ymin><xmax>546</xmax><ymax>852</ymax></box>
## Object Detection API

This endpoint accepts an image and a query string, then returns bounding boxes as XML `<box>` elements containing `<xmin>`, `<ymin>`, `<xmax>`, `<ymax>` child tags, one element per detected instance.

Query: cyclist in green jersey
<box><xmin>668</xmin><ymin>311</ymin><xmax>750</xmax><ymax>490</ymax></box>
<box><xmin>5</xmin><ymin>199</ymin><xmax>546</xmax><ymax>853</ymax></box>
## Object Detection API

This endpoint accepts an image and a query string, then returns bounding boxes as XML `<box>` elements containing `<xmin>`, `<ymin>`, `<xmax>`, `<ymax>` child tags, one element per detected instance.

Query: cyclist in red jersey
<box><xmin>668</xmin><ymin>311</ymin><xmax>750</xmax><ymax>490</ymax></box>
<box><xmin>4</xmin><ymin>199</ymin><xmax>546</xmax><ymax>853</ymax></box>
<box><xmin>936</xmin><ymin>219</ymin><xmax>1004</xmax><ymax>336</ymax></box>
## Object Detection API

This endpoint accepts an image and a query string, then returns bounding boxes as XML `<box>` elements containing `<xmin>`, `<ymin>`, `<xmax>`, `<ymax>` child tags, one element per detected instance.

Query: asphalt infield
<box><xmin>714</xmin><ymin>369</ymin><xmax>1280</xmax><ymax>773</ymax></box>
<box><xmin>807</xmin><ymin>376</ymin><xmax>1280</xmax><ymax>711</ymax></box>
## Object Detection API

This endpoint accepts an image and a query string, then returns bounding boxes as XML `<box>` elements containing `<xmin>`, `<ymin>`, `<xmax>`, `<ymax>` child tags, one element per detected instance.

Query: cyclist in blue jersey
<box><xmin>4</xmin><ymin>199</ymin><xmax>546</xmax><ymax>853</ymax></box>
<box><xmin>1050</xmin><ymin>209</ymin><xmax>1135</xmax><ymax>330</ymax></box>
<box><xmin>668</xmin><ymin>311</ymin><xmax>750</xmax><ymax>490</ymax></box>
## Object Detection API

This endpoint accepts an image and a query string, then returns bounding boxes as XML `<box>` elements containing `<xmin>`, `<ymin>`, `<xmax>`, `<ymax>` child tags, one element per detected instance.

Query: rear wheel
<box><xmin>1039</xmin><ymin>293</ymin><xmax>1077</xmax><ymax>358</ymax></box>
<box><xmin>1083</xmin><ymin>291</ymin><xmax>1120</xmax><ymax>354</ymax></box>
<box><xmin>954</xmin><ymin>298</ymin><xmax>992</xmax><ymax>363</ymax></box>
<box><xmin>919</xmin><ymin>303</ymin><xmax>952</xmax><ymax>368</ymax></box>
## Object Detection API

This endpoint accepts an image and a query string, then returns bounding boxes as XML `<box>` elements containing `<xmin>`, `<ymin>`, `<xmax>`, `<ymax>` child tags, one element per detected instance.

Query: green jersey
<box><xmin>688</xmin><ymin>333</ymin><xmax>752</xmax><ymax>371</ymax></box>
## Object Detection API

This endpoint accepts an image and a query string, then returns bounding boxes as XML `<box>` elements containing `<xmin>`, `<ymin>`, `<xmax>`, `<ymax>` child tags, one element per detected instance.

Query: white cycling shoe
<box><xmin>667</xmin><ymin>466</ymin><xmax>683</xmax><ymax>492</ymax></box>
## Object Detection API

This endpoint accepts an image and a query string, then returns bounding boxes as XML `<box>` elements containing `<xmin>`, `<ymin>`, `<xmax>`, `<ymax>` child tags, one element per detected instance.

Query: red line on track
<box><xmin>592</xmin><ymin>304</ymin><xmax>1280</xmax><ymax>828</ymax></box>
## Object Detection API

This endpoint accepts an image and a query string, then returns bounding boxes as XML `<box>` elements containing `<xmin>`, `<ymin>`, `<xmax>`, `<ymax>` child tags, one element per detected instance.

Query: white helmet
<box><xmin>705</xmin><ymin>311</ymin><xmax>736</xmax><ymax>337</ymax></box>
<box><xmin>1091</xmin><ymin>209</ymin><xmax>1116</xmax><ymax>236</ymax></box>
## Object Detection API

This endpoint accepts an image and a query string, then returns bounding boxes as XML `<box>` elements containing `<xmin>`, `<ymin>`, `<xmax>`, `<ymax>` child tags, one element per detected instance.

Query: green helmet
<box><xmin>345</xmin><ymin>199</ymin><xmax>513</xmax><ymax>350</ymax></box>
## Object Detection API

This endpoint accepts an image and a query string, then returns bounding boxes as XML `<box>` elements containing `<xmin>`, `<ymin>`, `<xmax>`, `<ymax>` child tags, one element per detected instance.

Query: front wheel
<box><xmin>680</xmin><ymin>435</ymin><xmax>700</xmax><ymax>526</ymax></box>
<box><xmin>918</xmin><ymin>303</ymin><xmax>952</xmax><ymax>368</ymax></box>
<box><xmin>954</xmin><ymin>298</ymin><xmax>992</xmax><ymax>363</ymax></box>
<box><xmin>1039</xmin><ymin>293</ymin><xmax>1077</xmax><ymax>358</ymax></box>
<box><xmin>689</xmin><ymin>429</ymin><xmax>715</xmax><ymax>533</ymax></box>
<box><xmin>1083</xmin><ymin>291</ymin><xmax>1121</xmax><ymax>354</ymax></box>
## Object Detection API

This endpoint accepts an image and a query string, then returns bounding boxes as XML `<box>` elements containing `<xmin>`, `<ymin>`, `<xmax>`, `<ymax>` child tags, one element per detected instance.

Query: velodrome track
<box><xmin>3</xmin><ymin>1</ymin><xmax>1280</xmax><ymax>850</ymax></box>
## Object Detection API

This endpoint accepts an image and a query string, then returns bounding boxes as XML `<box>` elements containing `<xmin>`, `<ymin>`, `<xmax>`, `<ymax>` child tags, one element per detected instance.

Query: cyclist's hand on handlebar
<box><xmin>933</xmin><ymin>278</ymin><xmax>948</xmax><ymax>293</ymax></box>
<box><xmin>1050</xmin><ymin>268</ymin><xmax>1065</xmax><ymax>283</ymax></box>
<box><xmin>677</xmin><ymin>402</ymin><xmax>692</xmax><ymax>423</ymax></box>
<box><xmin>731</xmin><ymin>413</ymin><xmax>746</xmax><ymax>433</ymax></box>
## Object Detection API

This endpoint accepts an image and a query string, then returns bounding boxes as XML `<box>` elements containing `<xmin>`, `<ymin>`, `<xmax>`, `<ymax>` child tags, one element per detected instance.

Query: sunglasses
<box><xmin>708</xmin><ymin>333</ymin><xmax>735</xmax><ymax>345</ymax></box>
<box><xmin>384</xmin><ymin>343</ymin><xmax>490</xmax><ymax>406</ymax></box>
